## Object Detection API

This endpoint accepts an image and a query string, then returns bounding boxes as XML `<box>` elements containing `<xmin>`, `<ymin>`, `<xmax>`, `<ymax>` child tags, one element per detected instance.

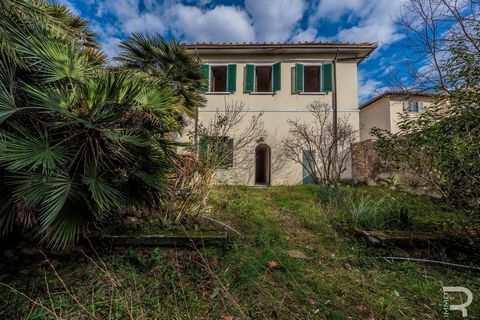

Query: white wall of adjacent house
<box><xmin>359</xmin><ymin>98</ymin><xmax>391</xmax><ymax>141</ymax></box>
<box><xmin>360</xmin><ymin>96</ymin><xmax>435</xmax><ymax>141</ymax></box>
<box><xmin>181</xmin><ymin>54</ymin><xmax>361</xmax><ymax>186</ymax></box>
<box><xmin>389</xmin><ymin>97</ymin><xmax>433</xmax><ymax>134</ymax></box>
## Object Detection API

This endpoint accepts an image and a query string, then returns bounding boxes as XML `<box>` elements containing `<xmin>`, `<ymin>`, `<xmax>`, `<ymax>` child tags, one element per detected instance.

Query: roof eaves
<box><xmin>359</xmin><ymin>91</ymin><xmax>436</xmax><ymax>110</ymax></box>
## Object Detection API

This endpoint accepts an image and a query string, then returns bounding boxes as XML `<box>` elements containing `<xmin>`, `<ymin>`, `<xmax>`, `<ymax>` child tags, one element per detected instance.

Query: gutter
<box><xmin>333</xmin><ymin>48</ymin><xmax>339</xmax><ymax>165</ymax></box>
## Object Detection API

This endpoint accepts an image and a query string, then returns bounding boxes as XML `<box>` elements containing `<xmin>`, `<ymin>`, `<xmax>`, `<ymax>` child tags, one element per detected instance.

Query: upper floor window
<box><xmin>295</xmin><ymin>63</ymin><xmax>333</xmax><ymax>93</ymax></box>
<box><xmin>201</xmin><ymin>64</ymin><xmax>237</xmax><ymax>93</ymax></box>
<box><xmin>210</xmin><ymin>66</ymin><xmax>227</xmax><ymax>92</ymax></box>
<box><xmin>255</xmin><ymin>66</ymin><xmax>272</xmax><ymax>92</ymax></box>
<box><xmin>405</xmin><ymin>101</ymin><xmax>423</xmax><ymax>113</ymax></box>
<box><xmin>304</xmin><ymin>65</ymin><xmax>321</xmax><ymax>92</ymax></box>
<box><xmin>245</xmin><ymin>63</ymin><xmax>281</xmax><ymax>93</ymax></box>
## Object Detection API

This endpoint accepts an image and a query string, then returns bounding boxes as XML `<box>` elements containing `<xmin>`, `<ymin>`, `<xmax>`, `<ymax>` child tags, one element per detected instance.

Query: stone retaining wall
<box><xmin>351</xmin><ymin>139</ymin><xmax>439</xmax><ymax>197</ymax></box>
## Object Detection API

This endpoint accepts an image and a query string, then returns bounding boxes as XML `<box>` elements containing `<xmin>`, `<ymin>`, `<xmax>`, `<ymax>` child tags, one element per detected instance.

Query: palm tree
<box><xmin>0</xmin><ymin>0</ymin><xmax>184</xmax><ymax>248</ymax></box>
<box><xmin>115</xmin><ymin>33</ymin><xmax>206</xmax><ymax>116</ymax></box>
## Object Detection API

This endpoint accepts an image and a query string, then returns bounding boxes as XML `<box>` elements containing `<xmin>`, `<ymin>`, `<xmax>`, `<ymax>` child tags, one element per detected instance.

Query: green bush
<box><xmin>0</xmin><ymin>0</ymin><xmax>202</xmax><ymax>248</ymax></box>
<box><xmin>380</xmin><ymin>205</ymin><xmax>412</xmax><ymax>230</ymax></box>
<box><xmin>348</xmin><ymin>195</ymin><xmax>385</xmax><ymax>225</ymax></box>
<box><xmin>347</xmin><ymin>195</ymin><xmax>412</xmax><ymax>230</ymax></box>
<box><xmin>317</xmin><ymin>184</ymin><xmax>342</xmax><ymax>204</ymax></box>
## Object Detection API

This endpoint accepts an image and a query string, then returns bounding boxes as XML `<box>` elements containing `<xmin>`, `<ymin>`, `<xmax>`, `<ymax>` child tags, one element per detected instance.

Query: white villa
<box><xmin>182</xmin><ymin>42</ymin><xmax>377</xmax><ymax>186</ymax></box>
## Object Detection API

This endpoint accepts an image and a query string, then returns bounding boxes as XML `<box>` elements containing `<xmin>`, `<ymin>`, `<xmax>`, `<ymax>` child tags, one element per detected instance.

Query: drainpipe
<box><xmin>194</xmin><ymin>48</ymin><xmax>200</xmax><ymax>154</ymax></box>
<box><xmin>333</xmin><ymin>48</ymin><xmax>339</xmax><ymax>169</ymax></box>
<box><xmin>194</xmin><ymin>108</ymin><xmax>199</xmax><ymax>154</ymax></box>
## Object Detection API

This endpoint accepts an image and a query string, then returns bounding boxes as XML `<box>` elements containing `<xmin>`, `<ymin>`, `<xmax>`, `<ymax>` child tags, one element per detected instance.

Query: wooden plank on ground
<box><xmin>102</xmin><ymin>231</ymin><xmax>228</xmax><ymax>249</ymax></box>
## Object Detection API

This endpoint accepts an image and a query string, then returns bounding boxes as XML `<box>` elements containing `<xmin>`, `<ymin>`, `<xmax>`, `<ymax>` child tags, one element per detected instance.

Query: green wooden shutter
<box><xmin>302</xmin><ymin>150</ymin><xmax>316</xmax><ymax>184</ymax></box>
<box><xmin>295</xmin><ymin>63</ymin><xmax>304</xmax><ymax>93</ymax></box>
<box><xmin>201</xmin><ymin>64</ymin><xmax>210</xmax><ymax>92</ymax></box>
<box><xmin>322</xmin><ymin>63</ymin><xmax>333</xmax><ymax>92</ymax></box>
<box><xmin>245</xmin><ymin>64</ymin><xmax>254</xmax><ymax>93</ymax></box>
<box><xmin>272</xmin><ymin>62</ymin><xmax>281</xmax><ymax>92</ymax></box>
<box><xmin>227</xmin><ymin>64</ymin><xmax>237</xmax><ymax>93</ymax></box>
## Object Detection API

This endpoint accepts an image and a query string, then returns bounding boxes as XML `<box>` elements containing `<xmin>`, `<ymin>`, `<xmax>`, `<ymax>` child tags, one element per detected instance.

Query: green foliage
<box><xmin>346</xmin><ymin>194</ymin><xmax>413</xmax><ymax>230</ymax></box>
<box><xmin>348</xmin><ymin>195</ymin><xmax>385</xmax><ymax>227</ymax></box>
<box><xmin>373</xmin><ymin>28</ymin><xmax>480</xmax><ymax>207</ymax></box>
<box><xmin>317</xmin><ymin>184</ymin><xmax>342</xmax><ymax>204</ymax></box>
<box><xmin>116</xmin><ymin>32</ymin><xmax>206</xmax><ymax>114</ymax></box>
<box><xmin>381</xmin><ymin>205</ymin><xmax>411</xmax><ymax>230</ymax></box>
<box><xmin>1</xmin><ymin>186</ymin><xmax>479</xmax><ymax>319</ymax></box>
<box><xmin>0</xmin><ymin>0</ymin><xmax>200</xmax><ymax>248</ymax></box>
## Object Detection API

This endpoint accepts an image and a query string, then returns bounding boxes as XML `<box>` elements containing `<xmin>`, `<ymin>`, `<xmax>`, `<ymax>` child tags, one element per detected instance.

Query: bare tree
<box><xmin>170</xmin><ymin>101</ymin><xmax>264</xmax><ymax>222</ymax></box>
<box><xmin>373</xmin><ymin>0</ymin><xmax>480</xmax><ymax>207</ymax></box>
<box><xmin>390</xmin><ymin>0</ymin><xmax>480</xmax><ymax>92</ymax></box>
<box><xmin>282</xmin><ymin>101</ymin><xmax>358</xmax><ymax>186</ymax></box>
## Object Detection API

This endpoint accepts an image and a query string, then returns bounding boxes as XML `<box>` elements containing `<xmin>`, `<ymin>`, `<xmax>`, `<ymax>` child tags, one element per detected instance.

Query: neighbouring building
<box><xmin>182</xmin><ymin>42</ymin><xmax>377</xmax><ymax>186</ymax></box>
<box><xmin>359</xmin><ymin>91</ymin><xmax>435</xmax><ymax>141</ymax></box>
<box><xmin>353</xmin><ymin>91</ymin><xmax>439</xmax><ymax>193</ymax></box>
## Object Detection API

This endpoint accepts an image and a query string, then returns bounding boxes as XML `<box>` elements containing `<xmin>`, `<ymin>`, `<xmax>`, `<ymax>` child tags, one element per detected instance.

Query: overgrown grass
<box><xmin>1</xmin><ymin>185</ymin><xmax>479</xmax><ymax>319</ymax></box>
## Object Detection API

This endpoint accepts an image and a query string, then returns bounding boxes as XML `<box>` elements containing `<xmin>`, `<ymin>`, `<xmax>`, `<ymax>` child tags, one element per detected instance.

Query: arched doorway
<box><xmin>255</xmin><ymin>144</ymin><xmax>271</xmax><ymax>185</ymax></box>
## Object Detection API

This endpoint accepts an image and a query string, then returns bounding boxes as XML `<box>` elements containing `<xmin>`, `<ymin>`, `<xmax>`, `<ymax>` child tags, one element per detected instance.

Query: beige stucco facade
<box><xmin>182</xmin><ymin>42</ymin><xmax>376</xmax><ymax>186</ymax></box>
<box><xmin>359</xmin><ymin>93</ymin><xmax>435</xmax><ymax>141</ymax></box>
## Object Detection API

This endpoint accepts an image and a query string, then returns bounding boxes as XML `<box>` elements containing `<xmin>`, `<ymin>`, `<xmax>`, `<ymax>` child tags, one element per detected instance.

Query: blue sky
<box><xmin>59</xmin><ymin>0</ymin><xmax>408</xmax><ymax>103</ymax></box>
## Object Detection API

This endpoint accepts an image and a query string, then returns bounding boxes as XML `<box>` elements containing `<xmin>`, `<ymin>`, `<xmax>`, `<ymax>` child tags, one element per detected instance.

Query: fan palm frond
<box><xmin>0</xmin><ymin>0</ymin><xmax>188</xmax><ymax>249</ymax></box>
<box><xmin>116</xmin><ymin>33</ymin><xmax>205</xmax><ymax>113</ymax></box>
<box><xmin>0</xmin><ymin>123</ymin><xmax>74</xmax><ymax>172</ymax></box>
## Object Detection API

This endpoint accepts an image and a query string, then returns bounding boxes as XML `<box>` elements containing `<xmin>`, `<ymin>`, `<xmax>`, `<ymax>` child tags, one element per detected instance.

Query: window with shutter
<box><xmin>406</xmin><ymin>101</ymin><xmax>422</xmax><ymax>112</ymax></box>
<box><xmin>322</xmin><ymin>63</ymin><xmax>333</xmax><ymax>92</ymax></box>
<box><xmin>304</xmin><ymin>65</ymin><xmax>321</xmax><ymax>92</ymax></box>
<box><xmin>227</xmin><ymin>64</ymin><xmax>237</xmax><ymax>93</ymax></box>
<box><xmin>295</xmin><ymin>63</ymin><xmax>304</xmax><ymax>93</ymax></box>
<box><xmin>245</xmin><ymin>64</ymin><xmax>255</xmax><ymax>93</ymax></box>
<box><xmin>201</xmin><ymin>64</ymin><xmax>210</xmax><ymax>92</ymax></box>
<box><xmin>302</xmin><ymin>150</ymin><xmax>316</xmax><ymax>184</ymax></box>
<box><xmin>210</xmin><ymin>66</ymin><xmax>227</xmax><ymax>92</ymax></box>
<box><xmin>272</xmin><ymin>62</ymin><xmax>281</xmax><ymax>92</ymax></box>
<box><xmin>255</xmin><ymin>66</ymin><xmax>272</xmax><ymax>92</ymax></box>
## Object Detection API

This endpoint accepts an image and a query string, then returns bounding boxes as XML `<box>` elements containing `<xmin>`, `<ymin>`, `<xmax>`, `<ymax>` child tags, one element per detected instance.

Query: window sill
<box><xmin>299</xmin><ymin>92</ymin><xmax>328</xmax><ymax>95</ymax></box>
<box><xmin>248</xmin><ymin>92</ymin><xmax>276</xmax><ymax>95</ymax></box>
<box><xmin>205</xmin><ymin>92</ymin><xmax>232</xmax><ymax>95</ymax></box>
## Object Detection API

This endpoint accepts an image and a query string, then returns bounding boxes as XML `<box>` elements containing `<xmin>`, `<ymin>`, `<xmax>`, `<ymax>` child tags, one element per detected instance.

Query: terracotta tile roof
<box><xmin>181</xmin><ymin>41</ymin><xmax>377</xmax><ymax>49</ymax></box>
<box><xmin>360</xmin><ymin>91</ymin><xmax>436</xmax><ymax>110</ymax></box>
<box><xmin>182</xmin><ymin>41</ymin><xmax>378</xmax><ymax>63</ymax></box>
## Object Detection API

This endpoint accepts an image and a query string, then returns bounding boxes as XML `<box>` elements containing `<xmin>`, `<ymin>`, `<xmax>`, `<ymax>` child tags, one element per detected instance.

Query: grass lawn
<box><xmin>1</xmin><ymin>185</ymin><xmax>479</xmax><ymax>319</ymax></box>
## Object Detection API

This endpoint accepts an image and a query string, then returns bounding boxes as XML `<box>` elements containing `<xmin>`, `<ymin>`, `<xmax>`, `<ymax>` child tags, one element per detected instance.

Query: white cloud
<box><xmin>168</xmin><ymin>5</ymin><xmax>255</xmax><ymax>42</ymax></box>
<box><xmin>105</xmin><ymin>0</ymin><xmax>141</xmax><ymax>20</ymax></box>
<box><xmin>123</xmin><ymin>13</ymin><xmax>165</xmax><ymax>34</ymax></box>
<box><xmin>313</xmin><ymin>0</ymin><xmax>404</xmax><ymax>46</ymax></box>
<box><xmin>102</xmin><ymin>36</ymin><xmax>122</xmax><ymax>59</ymax></box>
<box><xmin>381</xmin><ymin>65</ymin><xmax>394</xmax><ymax>76</ymax></box>
<box><xmin>291</xmin><ymin>27</ymin><xmax>318</xmax><ymax>42</ymax></box>
<box><xmin>90</xmin><ymin>0</ymin><xmax>166</xmax><ymax>37</ymax></box>
<box><xmin>91</xmin><ymin>22</ymin><xmax>120</xmax><ymax>38</ymax></box>
<box><xmin>182</xmin><ymin>0</ymin><xmax>212</xmax><ymax>6</ymax></box>
<box><xmin>315</xmin><ymin>0</ymin><xmax>371</xmax><ymax>22</ymax></box>
<box><xmin>358</xmin><ymin>69</ymin><xmax>387</xmax><ymax>103</ymax></box>
<box><xmin>245</xmin><ymin>0</ymin><xmax>306</xmax><ymax>42</ymax></box>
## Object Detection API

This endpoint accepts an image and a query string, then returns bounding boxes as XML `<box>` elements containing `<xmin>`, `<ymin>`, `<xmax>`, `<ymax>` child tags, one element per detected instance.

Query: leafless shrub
<box><xmin>169</xmin><ymin>101</ymin><xmax>264</xmax><ymax>221</ymax></box>
<box><xmin>282</xmin><ymin>101</ymin><xmax>358</xmax><ymax>186</ymax></box>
